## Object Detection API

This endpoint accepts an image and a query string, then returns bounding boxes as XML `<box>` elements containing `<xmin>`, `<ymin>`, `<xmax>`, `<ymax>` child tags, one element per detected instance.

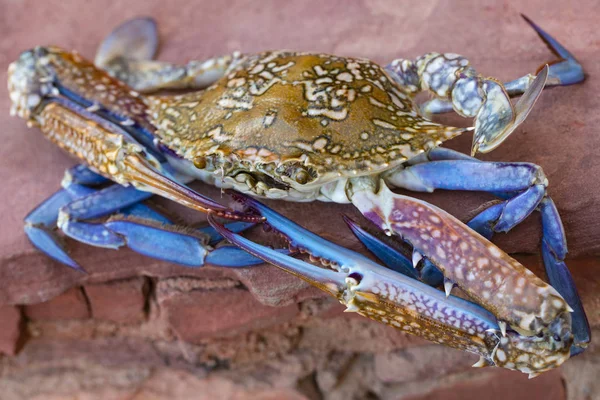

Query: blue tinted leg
<box><xmin>24</xmin><ymin>182</ymin><xmax>152</xmax><ymax>271</ymax></box>
<box><xmin>24</xmin><ymin>188</ymin><xmax>85</xmax><ymax>271</ymax></box>
<box><xmin>539</xmin><ymin>198</ymin><xmax>590</xmax><ymax>352</ymax></box>
<box><xmin>386</xmin><ymin>159</ymin><xmax>547</xmax><ymax>231</ymax></box>
<box><xmin>57</xmin><ymin>184</ymin><xmax>265</xmax><ymax>267</ymax></box>
<box><xmin>63</xmin><ymin>164</ymin><xmax>109</xmax><ymax>186</ymax></box>
<box><xmin>421</xmin><ymin>16</ymin><xmax>584</xmax><ymax>115</ymax></box>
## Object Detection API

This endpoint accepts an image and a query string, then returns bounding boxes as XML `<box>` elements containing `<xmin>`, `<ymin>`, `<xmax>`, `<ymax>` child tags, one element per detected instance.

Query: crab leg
<box><xmin>25</xmin><ymin>189</ymin><xmax>85</xmax><ymax>271</ymax></box>
<box><xmin>383</xmin><ymin>151</ymin><xmax>591</xmax><ymax>350</ymax></box>
<box><xmin>25</xmin><ymin>180</ymin><xmax>265</xmax><ymax>271</ymax></box>
<box><xmin>94</xmin><ymin>17</ymin><xmax>240</xmax><ymax>93</ymax></box>
<box><xmin>505</xmin><ymin>15</ymin><xmax>585</xmax><ymax>90</ymax></box>
<box><xmin>63</xmin><ymin>164</ymin><xmax>110</xmax><ymax>186</ymax></box>
<box><xmin>539</xmin><ymin>199</ymin><xmax>590</xmax><ymax>355</ymax></box>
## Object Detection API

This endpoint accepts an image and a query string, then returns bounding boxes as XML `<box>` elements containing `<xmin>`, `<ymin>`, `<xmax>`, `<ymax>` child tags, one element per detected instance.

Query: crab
<box><xmin>8</xmin><ymin>15</ymin><xmax>590</xmax><ymax>376</ymax></box>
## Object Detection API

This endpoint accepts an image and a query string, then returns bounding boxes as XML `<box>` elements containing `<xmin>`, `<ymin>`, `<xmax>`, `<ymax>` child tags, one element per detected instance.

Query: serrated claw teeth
<box><xmin>485</xmin><ymin>328</ymin><xmax>500</xmax><ymax>339</ymax></box>
<box><xmin>566</xmin><ymin>304</ymin><xmax>575</xmax><ymax>313</ymax></box>
<box><xmin>344</xmin><ymin>303</ymin><xmax>360</xmax><ymax>313</ymax></box>
<box><xmin>86</xmin><ymin>103</ymin><xmax>100</xmax><ymax>112</ymax></box>
<box><xmin>528</xmin><ymin>373</ymin><xmax>540</xmax><ymax>379</ymax></box>
<box><xmin>472</xmin><ymin>356</ymin><xmax>489</xmax><ymax>368</ymax></box>
<box><xmin>412</xmin><ymin>249</ymin><xmax>422</xmax><ymax>268</ymax></box>
<box><xmin>498</xmin><ymin>320</ymin><xmax>507</xmax><ymax>337</ymax></box>
<box><xmin>443</xmin><ymin>278</ymin><xmax>454</xmax><ymax>298</ymax></box>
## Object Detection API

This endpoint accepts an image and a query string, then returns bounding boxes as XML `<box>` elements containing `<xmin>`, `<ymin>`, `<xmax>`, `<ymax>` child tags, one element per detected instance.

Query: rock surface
<box><xmin>0</xmin><ymin>0</ymin><xmax>599</xmax><ymax>399</ymax></box>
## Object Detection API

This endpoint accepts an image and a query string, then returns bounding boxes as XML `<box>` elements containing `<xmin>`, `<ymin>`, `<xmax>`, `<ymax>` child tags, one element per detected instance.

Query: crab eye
<box><xmin>553</xmin><ymin>334</ymin><xmax>562</xmax><ymax>342</ymax></box>
<box><xmin>276</xmin><ymin>163</ymin><xmax>317</xmax><ymax>185</ymax></box>
<box><xmin>295</xmin><ymin>170</ymin><xmax>310</xmax><ymax>184</ymax></box>
<box><xmin>194</xmin><ymin>156</ymin><xmax>207</xmax><ymax>169</ymax></box>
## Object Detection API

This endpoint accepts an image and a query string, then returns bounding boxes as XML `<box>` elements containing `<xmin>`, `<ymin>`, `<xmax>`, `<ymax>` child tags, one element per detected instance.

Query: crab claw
<box><xmin>207</xmin><ymin>212</ymin><xmax>346</xmax><ymax>297</ymax></box>
<box><xmin>211</xmin><ymin>193</ymin><xmax>507</xmax><ymax>351</ymax></box>
<box><xmin>471</xmin><ymin>65</ymin><xmax>547</xmax><ymax>155</ymax></box>
<box><xmin>212</xmin><ymin>192</ymin><xmax>580</xmax><ymax>374</ymax></box>
<box><xmin>352</xmin><ymin>183</ymin><xmax>572</xmax><ymax>338</ymax></box>
<box><xmin>342</xmin><ymin>214</ymin><xmax>444</xmax><ymax>287</ymax></box>
<box><xmin>121</xmin><ymin>156</ymin><xmax>264</xmax><ymax>222</ymax></box>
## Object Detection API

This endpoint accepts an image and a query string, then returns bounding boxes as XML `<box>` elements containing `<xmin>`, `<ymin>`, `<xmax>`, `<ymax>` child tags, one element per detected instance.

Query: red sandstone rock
<box><xmin>375</xmin><ymin>345</ymin><xmax>475</xmax><ymax>384</ymax></box>
<box><xmin>157</xmin><ymin>281</ymin><xmax>299</xmax><ymax>342</ymax></box>
<box><xmin>84</xmin><ymin>277</ymin><xmax>149</xmax><ymax>323</ymax></box>
<box><xmin>1</xmin><ymin>0</ymin><xmax>599</xmax><ymax>310</ymax></box>
<box><xmin>24</xmin><ymin>287</ymin><xmax>90</xmax><ymax>320</ymax></box>
<box><xmin>399</xmin><ymin>368</ymin><xmax>565</xmax><ymax>400</ymax></box>
<box><xmin>0</xmin><ymin>305</ymin><xmax>23</xmax><ymax>355</ymax></box>
<box><xmin>300</xmin><ymin>314</ymin><xmax>429</xmax><ymax>353</ymax></box>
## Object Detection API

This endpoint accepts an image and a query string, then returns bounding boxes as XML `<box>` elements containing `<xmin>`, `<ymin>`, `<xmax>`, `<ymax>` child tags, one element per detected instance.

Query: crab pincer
<box><xmin>210</xmin><ymin>192</ymin><xmax>580</xmax><ymax>376</ymax></box>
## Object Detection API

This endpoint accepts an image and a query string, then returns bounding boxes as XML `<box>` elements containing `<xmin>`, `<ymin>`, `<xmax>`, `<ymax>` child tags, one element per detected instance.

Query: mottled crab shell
<box><xmin>149</xmin><ymin>52</ymin><xmax>468</xmax><ymax>192</ymax></box>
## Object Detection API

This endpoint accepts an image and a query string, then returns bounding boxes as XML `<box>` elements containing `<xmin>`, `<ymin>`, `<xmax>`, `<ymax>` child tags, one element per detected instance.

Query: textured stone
<box><xmin>300</xmin><ymin>313</ymin><xmax>429</xmax><ymax>353</ymax></box>
<box><xmin>1</xmin><ymin>0</ymin><xmax>599</xmax><ymax>312</ymax></box>
<box><xmin>85</xmin><ymin>277</ymin><xmax>149</xmax><ymax>323</ymax></box>
<box><xmin>315</xmin><ymin>353</ymin><xmax>379</xmax><ymax>400</ymax></box>
<box><xmin>561</xmin><ymin>328</ymin><xmax>600</xmax><ymax>400</ymax></box>
<box><xmin>24</xmin><ymin>287</ymin><xmax>90</xmax><ymax>320</ymax></box>
<box><xmin>375</xmin><ymin>345</ymin><xmax>475</xmax><ymax>384</ymax></box>
<box><xmin>0</xmin><ymin>305</ymin><xmax>23</xmax><ymax>355</ymax></box>
<box><xmin>234</xmin><ymin>264</ymin><xmax>322</xmax><ymax>307</ymax></box>
<box><xmin>398</xmin><ymin>368</ymin><xmax>565</xmax><ymax>400</ymax></box>
<box><xmin>157</xmin><ymin>279</ymin><xmax>299</xmax><ymax>342</ymax></box>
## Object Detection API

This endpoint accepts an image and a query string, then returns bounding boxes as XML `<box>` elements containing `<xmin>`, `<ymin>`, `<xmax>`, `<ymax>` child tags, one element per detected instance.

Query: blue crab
<box><xmin>8</xmin><ymin>15</ymin><xmax>589</xmax><ymax>376</ymax></box>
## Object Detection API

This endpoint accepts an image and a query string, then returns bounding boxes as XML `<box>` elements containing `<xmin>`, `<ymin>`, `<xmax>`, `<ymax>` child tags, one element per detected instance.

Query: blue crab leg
<box><xmin>26</xmin><ymin>180</ymin><xmax>263</xmax><ymax>270</ymax></box>
<box><xmin>510</xmin><ymin>15</ymin><xmax>585</xmax><ymax>88</ymax></box>
<box><xmin>342</xmin><ymin>215</ymin><xmax>416</xmax><ymax>279</ymax></box>
<box><xmin>63</xmin><ymin>164</ymin><xmax>110</xmax><ymax>186</ymax></box>
<box><xmin>342</xmin><ymin>215</ymin><xmax>444</xmax><ymax>287</ymax></box>
<box><xmin>420</xmin><ymin>15</ymin><xmax>584</xmax><ymax>116</ymax></box>
<box><xmin>25</xmin><ymin>188</ymin><xmax>85</xmax><ymax>271</ymax></box>
<box><xmin>387</xmin><ymin>160</ymin><xmax>547</xmax><ymax>230</ymax></box>
<box><xmin>94</xmin><ymin>17</ymin><xmax>239</xmax><ymax>93</ymax></box>
<box><xmin>539</xmin><ymin>198</ymin><xmax>591</xmax><ymax>352</ymax></box>
<box><xmin>60</xmin><ymin>185</ymin><xmax>265</xmax><ymax>268</ymax></box>
<box><xmin>66</xmin><ymin>182</ymin><xmax>255</xmax><ymax>243</ymax></box>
